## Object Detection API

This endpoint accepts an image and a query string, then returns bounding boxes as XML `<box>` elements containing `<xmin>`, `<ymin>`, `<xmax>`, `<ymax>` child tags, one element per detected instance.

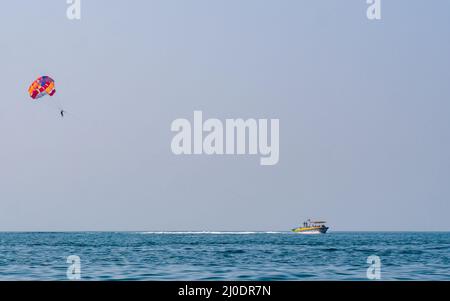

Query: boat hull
<box><xmin>292</xmin><ymin>227</ymin><xmax>328</xmax><ymax>234</ymax></box>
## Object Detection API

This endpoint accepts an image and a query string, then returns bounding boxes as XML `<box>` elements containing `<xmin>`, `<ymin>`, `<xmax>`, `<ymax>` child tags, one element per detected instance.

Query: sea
<box><xmin>0</xmin><ymin>232</ymin><xmax>448</xmax><ymax>280</ymax></box>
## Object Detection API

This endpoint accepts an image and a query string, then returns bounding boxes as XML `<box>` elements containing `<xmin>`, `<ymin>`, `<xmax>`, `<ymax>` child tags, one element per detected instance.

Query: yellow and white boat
<box><xmin>292</xmin><ymin>220</ymin><xmax>329</xmax><ymax>234</ymax></box>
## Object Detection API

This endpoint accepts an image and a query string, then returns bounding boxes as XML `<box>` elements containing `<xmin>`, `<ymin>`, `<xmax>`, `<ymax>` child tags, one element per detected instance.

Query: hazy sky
<box><xmin>1</xmin><ymin>1</ymin><xmax>449</xmax><ymax>231</ymax></box>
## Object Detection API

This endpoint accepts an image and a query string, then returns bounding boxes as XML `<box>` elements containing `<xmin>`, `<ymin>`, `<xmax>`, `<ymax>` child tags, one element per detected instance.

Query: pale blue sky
<box><xmin>0</xmin><ymin>1</ymin><xmax>449</xmax><ymax>231</ymax></box>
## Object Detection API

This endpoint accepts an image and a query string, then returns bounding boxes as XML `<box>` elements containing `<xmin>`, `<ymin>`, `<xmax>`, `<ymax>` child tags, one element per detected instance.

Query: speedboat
<box><xmin>292</xmin><ymin>219</ymin><xmax>329</xmax><ymax>234</ymax></box>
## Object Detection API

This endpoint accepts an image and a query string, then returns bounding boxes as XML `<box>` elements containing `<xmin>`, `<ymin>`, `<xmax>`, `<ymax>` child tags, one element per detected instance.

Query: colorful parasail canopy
<box><xmin>28</xmin><ymin>76</ymin><xmax>56</xmax><ymax>100</ymax></box>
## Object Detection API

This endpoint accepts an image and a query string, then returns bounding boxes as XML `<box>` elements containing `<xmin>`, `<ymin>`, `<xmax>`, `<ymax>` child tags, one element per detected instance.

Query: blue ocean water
<box><xmin>0</xmin><ymin>232</ymin><xmax>448</xmax><ymax>280</ymax></box>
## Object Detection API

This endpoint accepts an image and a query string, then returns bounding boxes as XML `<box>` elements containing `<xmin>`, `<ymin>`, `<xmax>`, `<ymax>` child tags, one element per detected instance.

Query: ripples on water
<box><xmin>0</xmin><ymin>232</ymin><xmax>448</xmax><ymax>280</ymax></box>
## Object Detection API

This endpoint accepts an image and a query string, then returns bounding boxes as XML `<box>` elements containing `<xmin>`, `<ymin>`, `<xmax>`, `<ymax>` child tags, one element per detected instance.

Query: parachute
<box><xmin>28</xmin><ymin>76</ymin><xmax>56</xmax><ymax>100</ymax></box>
<box><xmin>28</xmin><ymin>76</ymin><xmax>65</xmax><ymax>117</ymax></box>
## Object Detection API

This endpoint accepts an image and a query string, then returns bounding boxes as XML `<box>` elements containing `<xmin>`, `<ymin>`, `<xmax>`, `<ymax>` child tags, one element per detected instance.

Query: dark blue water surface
<box><xmin>0</xmin><ymin>232</ymin><xmax>448</xmax><ymax>280</ymax></box>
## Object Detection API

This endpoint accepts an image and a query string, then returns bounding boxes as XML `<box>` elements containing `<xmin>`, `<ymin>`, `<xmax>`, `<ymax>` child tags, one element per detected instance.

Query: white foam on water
<box><xmin>138</xmin><ymin>231</ymin><xmax>286</xmax><ymax>235</ymax></box>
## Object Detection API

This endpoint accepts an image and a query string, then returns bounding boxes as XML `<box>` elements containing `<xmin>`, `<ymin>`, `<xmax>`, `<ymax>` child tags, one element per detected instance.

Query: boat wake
<box><xmin>138</xmin><ymin>231</ymin><xmax>285</xmax><ymax>235</ymax></box>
